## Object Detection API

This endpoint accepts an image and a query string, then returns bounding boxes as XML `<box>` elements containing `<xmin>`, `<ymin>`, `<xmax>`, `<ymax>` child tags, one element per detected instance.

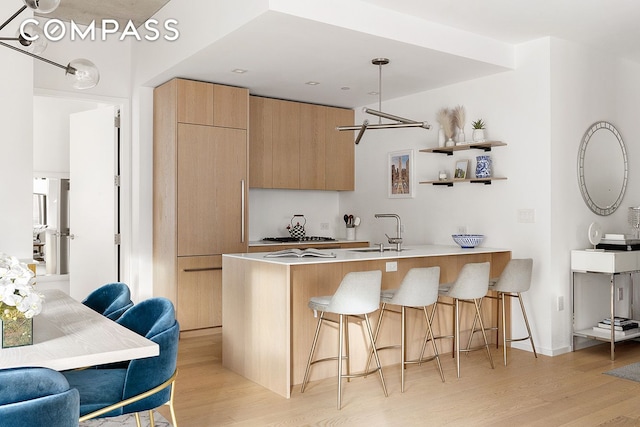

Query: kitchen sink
<box><xmin>349</xmin><ymin>248</ymin><xmax>409</xmax><ymax>252</ymax></box>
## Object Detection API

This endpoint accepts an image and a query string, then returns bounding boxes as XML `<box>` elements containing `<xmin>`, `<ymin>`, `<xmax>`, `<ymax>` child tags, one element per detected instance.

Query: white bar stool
<box><xmin>369</xmin><ymin>267</ymin><xmax>445</xmax><ymax>392</ymax></box>
<box><xmin>467</xmin><ymin>258</ymin><xmax>537</xmax><ymax>365</ymax></box>
<box><xmin>435</xmin><ymin>261</ymin><xmax>494</xmax><ymax>378</ymax></box>
<box><xmin>300</xmin><ymin>270</ymin><xmax>387</xmax><ymax>409</ymax></box>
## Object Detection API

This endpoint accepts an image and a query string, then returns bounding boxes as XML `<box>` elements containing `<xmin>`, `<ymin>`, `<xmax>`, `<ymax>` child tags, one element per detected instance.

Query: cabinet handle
<box><xmin>182</xmin><ymin>267</ymin><xmax>222</xmax><ymax>272</ymax></box>
<box><xmin>241</xmin><ymin>179</ymin><xmax>245</xmax><ymax>243</ymax></box>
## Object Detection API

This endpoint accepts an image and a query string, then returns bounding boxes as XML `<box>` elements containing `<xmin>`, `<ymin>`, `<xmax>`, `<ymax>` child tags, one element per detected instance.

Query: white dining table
<box><xmin>0</xmin><ymin>289</ymin><xmax>159</xmax><ymax>371</ymax></box>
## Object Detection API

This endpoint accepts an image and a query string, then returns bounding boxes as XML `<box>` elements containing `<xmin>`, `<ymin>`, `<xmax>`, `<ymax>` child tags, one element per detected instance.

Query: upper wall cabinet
<box><xmin>176</xmin><ymin>79</ymin><xmax>248</xmax><ymax>129</ymax></box>
<box><xmin>249</xmin><ymin>96</ymin><xmax>355</xmax><ymax>191</ymax></box>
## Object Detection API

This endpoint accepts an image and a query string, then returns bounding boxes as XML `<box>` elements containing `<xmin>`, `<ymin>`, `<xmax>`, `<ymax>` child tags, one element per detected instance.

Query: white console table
<box><xmin>571</xmin><ymin>250</ymin><xmax>640</xmax><ymax>360</ymax></box>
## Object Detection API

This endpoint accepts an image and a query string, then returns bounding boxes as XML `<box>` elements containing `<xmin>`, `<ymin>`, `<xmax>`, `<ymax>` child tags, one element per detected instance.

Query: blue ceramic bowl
<box><xmin>452</xmin><ymin>234</ymin><xmax>485</xmax><ymax>248</ymax></box>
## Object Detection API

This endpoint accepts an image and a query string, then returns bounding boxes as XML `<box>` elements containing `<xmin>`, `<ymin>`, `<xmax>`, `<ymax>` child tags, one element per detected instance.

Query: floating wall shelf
<box><xmin>419</xmin><ymin>177</ymin><xmax>507</xmax><ymax>186</ymax></box>
<box><xmin>419</xmin><ymin>140</ymin><xmax>506</xmax><ymax>156</ymax></box>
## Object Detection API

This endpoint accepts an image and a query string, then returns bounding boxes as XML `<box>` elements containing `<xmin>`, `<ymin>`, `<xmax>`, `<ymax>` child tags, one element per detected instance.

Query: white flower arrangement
<box><xmin>0</xmin><ymin>253</ymin><xmax>44</xmax><ymax>319</ymax></box>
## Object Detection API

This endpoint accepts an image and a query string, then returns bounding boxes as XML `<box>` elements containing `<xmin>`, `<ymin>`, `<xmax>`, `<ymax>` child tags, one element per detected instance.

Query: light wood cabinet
<box><xmin>154</xmin><ymin>78</ymin><xmax>248</xmax><ymax>331</ymax></box>
<box><xmin>176</xmin><ymin>78</ymin><xmax>248</xmax><ymax>129</ymax></box>
<box><xmin>177</xmin><ymin>255</ymin><xmax>222</xmax><ymax>329</ymax></box>
<box><xmin>272</xmin><ymin>99</ymin><xmax>300</xmax><ymax>189</ymax></box>
<box><xmin>249</xmin><ymin>96</ymin><xmax>355</xmax><ymax>190</ymax></box>
<box><xmin>177</xmin><ymin>124</ymin><xmax>247</xmax><ymax>256</ymax></box>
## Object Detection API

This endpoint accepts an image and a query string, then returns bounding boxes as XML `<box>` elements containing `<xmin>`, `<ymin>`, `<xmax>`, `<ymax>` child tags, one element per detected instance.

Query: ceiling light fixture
<box><xmin>0</xmin><ymin>0</ymin><xmax>100</xmax><ymax>89</ymax></box>
<box><xmin>337</xmin><ymin>58</ymin><xmax>430</xmax><ymax>144</ymax></box>
<box><xmin>232</xmin><ymin>68</ymin><xmax>247</xmax><ymax>74</ymax></box>
<box><xmin>305</xmin><ymin>81</ymin><xmax>320</xmax><ymax>86</ymax></box>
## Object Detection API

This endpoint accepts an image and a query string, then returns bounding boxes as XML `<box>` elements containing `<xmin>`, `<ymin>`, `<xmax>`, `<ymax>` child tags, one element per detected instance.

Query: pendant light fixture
<box><xmin>337</xmin><ymin>58</ymin><xmax>430</xmax><ymax>144</ymax></box>
<box><xmin>0</xmin><ymin>0</ymin><xmax>100</xmax><ymax>89</ymax></box>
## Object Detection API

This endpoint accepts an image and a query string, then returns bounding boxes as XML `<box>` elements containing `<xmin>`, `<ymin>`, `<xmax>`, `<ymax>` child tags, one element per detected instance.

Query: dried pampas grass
<box><xmin>453</xmin><ymin>105</ymin><xmax>466</xmax><ymax>129</ymax></box>
<box><xmin>437</xmin><ymin>108</ymin><xmax>454</xmax><ymax>139</ymax></box>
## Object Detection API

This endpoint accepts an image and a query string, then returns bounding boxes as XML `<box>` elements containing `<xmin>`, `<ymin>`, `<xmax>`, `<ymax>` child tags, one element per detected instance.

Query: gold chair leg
<box><xmin>473</xmin><ymin>298</ymin><xmax>495</xmax><ymax>370</ymax></box>
<box><xmin>423</xmin><ymin>306</ymin><xmax>445</xmax><ymax>383</ymax></box>
<box><xmin>337</xmin><ymin>314</ymin><xmax>345</xmax><ymax>409</ymax></box>
<box><xmin>363</xmin><ymin>313</ymin><xmax>388</xmax><ymax>398</ymax></box>
<box><xmin>149</xmin><ymin>410</ymin><xmax>155</xmax><ymax>425</ymax></box>
<box><xmin>135</xmin><ymin>412</ymin><xmax>141</xmax><ymax>427</ymax></box>
<box><xmin>301</xmin><ymin>312</ymin><xmax>324</xmax><ymax>393</ymax></box>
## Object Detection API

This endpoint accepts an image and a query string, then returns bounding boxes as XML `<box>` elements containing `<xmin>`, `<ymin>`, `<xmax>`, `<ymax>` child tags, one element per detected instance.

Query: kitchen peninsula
<box><xmin>222</xmin><ymin>245</ymin><xmax>511</xmax><ymax>398</ymax></box>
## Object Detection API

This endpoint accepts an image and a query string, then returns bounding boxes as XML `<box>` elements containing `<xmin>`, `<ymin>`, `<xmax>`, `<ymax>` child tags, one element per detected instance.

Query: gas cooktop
<box><xmin>262</xmin><ymin>236</ymin><xmax>336</xmax><ymax>243</ymax></box>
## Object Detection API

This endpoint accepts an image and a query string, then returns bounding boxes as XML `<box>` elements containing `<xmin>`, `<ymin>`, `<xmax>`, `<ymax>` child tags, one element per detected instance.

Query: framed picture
<box><xmin>388</xmin><ymin>150</ymin><xmax>414</xmax><ymax>198</ymax></box>
<box><xmin>453</xmin><ymin>160</ymin><xmax>469</xmax><ymax>180</ymax></box>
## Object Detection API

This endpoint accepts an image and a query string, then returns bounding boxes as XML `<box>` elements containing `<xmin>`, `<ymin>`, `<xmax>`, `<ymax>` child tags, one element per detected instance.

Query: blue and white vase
<box><xmin>475</xmin><ymin>155</ymin><xmax>492</xmax><ymax>178</ymax></box>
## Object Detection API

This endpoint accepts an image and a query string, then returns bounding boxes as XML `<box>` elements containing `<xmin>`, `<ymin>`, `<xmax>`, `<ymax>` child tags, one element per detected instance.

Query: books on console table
<box><xmin>592</xmin><ymin>326</ymin><xmax>640</xmax><ymax>337</ymax></box>
<box><xmin>600</xmin><ymin>317</ymin><xmax>638</xmax><ymax>327</ymax></box>
<box><xmin>597</xmin><ymin>322</ymin><xmax>639</xmax><ymax>331</ymax></box>
<box><xmin>264</xmin><ymin>248</ymin><xmax>336</xmax><ymax>258</ymax></box>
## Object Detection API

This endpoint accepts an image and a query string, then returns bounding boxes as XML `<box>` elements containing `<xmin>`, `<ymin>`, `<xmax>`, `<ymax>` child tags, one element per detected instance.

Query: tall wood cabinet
<box><xmin>249</xmin><ymin>96</ymin><xmax>355</xmax><ymax>190</ymax></box>
<box><xmin>153</xmin><ymin>78</ymin><xmax>248</xmax><ymax>331</ymax></box>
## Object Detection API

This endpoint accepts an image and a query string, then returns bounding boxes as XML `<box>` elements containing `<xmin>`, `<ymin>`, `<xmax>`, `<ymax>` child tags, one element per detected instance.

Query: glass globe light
<box><xmin>65</xmin><ymin>58</ymin><xmax>100</xmax><ymax>90</ymax></box>
<box><xmin>16</xmin><ymin>22</ymin><xmax>47</xmax><ymax>54</ymax></box>
<box><xmin>22</xmin><ymin>0</ymin><xmax>61</xmax><ymax>14</ymax></box>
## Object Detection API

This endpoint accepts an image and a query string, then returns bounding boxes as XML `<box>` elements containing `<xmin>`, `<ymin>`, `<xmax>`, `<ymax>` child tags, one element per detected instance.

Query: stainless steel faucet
<box><xmin>374</xmin><ymin>213</ymin><xmax>402</xmax><ymax>251</ymax></box>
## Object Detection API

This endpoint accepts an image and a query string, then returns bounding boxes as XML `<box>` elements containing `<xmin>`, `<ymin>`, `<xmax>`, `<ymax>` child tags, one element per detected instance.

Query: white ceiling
<box><xmin>32</xmin><ymin>0</ymin><xmax>640</xmax><ymax>108</ymax></box>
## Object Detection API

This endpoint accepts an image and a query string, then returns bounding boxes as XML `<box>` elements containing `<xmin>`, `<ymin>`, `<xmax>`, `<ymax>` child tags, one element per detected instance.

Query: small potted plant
<box><xmin>471</xmin><ymin>119</ymin><xmax>486</xmax><ymax>142</ymax></box>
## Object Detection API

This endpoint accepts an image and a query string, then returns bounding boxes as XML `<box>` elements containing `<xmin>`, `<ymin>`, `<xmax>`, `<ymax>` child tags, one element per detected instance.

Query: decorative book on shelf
<box><xmin>264</xmin><ymin>248</ymin><xmax>336</xmax><ymax>258</ymax></box>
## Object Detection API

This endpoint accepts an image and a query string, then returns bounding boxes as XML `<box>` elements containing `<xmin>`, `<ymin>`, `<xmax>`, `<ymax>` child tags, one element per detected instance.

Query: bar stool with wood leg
<box><xmin>435</xmin><ymin>261</ymin><xmax>494</xmax><ymax>378</ymax></box>
<box><xmin>467</xmin><ymin>258</ymin><xmax>537</xmax><ymax>366</ymax></box>
<box><xmin>368</xmin><ymin>267</ymin><xmax>445</xmax><ymax>392</ymax></box>
<box><xmin>300</xmin><ymin>270</ymin><xmax>387</xmax><ymax>409</ymax></box>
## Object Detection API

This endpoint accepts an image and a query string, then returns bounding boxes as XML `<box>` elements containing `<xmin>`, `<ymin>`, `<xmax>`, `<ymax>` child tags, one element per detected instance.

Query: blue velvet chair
<box><xmin>82</xmin><ymin>282</ymin><xmax>134</xmax><ymax>320</ymax></box>
<box><xmin>64</xmin><ymin>297</ymin><xmax>179</xmax><ymax>426</ymax></box>
<box><xmin>0</xmin><ymin>367</ymin><xmax>80</xmax><ymax>427</ymax></box>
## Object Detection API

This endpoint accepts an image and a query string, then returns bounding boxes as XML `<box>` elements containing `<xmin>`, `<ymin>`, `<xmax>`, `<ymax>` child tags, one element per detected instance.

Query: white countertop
<box><xmin>224</xmin><ymin>244</ymin><xmax>510</xmax><ymax>265</ymax></box>
<box><xmin>248</xmin><ymin>239</ymin><xmax>369</xmax><ymax>247</ymax></box>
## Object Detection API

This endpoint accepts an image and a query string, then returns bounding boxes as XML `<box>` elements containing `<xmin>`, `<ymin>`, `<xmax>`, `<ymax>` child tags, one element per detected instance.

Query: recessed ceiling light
<box><xmin>306</xmin><ymin>81</ymin><xmax>320</xmax><ymax>86</ymax></box>
<box><xmin>368</xmin><ymin>91</ymin><xmax>379</xmax><ymax>96</ymax></box>
<box><xmin>341</xmin><ymin>87</ymin><xmax>350</xmax><ymax>90</ymax></box>
<box><xmin>232</xmin><ymin>69</ymin><xmax>247</xmax><ymax>74</ymax></box>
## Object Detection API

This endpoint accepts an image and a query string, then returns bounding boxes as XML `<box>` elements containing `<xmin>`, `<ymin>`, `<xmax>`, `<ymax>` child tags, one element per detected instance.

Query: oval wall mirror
<box><xmin>577</xmin><ymin>121</ymin><xmax>628</xmax><ymax>216</ymax></box>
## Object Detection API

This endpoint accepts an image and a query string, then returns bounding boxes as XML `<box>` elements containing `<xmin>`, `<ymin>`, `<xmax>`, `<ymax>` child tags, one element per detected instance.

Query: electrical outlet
<box><xmin>517</xmin><ymin>209</ymin><xmax>536</xmax><ymax>223</ymax></box>
<box><xmin>557</xmin><ymin>295</ymin><xmax>564</xmax><ymax>311</ymax></box>
<box><xmin>320</xmin><ymin>222</ymin><xmax>329</xmax><ymax>230</ymax></box>
<box><xmin>457</xmin><ymin>225</ymin><xmax>467</xmax><ymax>234</ymax></box>
<box><xmin>386</xmin><ymin>261</ymin><xmax>397</xmax><ymax>272</ymax></box>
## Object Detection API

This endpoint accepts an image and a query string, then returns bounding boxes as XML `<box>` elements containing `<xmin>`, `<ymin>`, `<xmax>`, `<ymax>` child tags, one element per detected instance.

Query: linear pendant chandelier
<box><xmin>337</xmin><ymin>58</ymin><xmax>430</xmax><ymax>144</ymax></box>
<box><xmin>0</xmin><ymin>0</ymin><xmax>100</xmax><ymax>89</ymax></box>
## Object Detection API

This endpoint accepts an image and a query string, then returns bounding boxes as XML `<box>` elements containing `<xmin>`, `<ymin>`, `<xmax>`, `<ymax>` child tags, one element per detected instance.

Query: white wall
<box><xmin>0</xmin><ymin>5</ymin><xmax>34</xmax><ymax>260</ymax></box>
<box><xmin>248</xmin><ymin>189</ymin><xmax>340</xmax><ymax>240</ymax></box>
<box><xmin>340</xmin><ymin>38</ymin><xmax>555</xmax><ymax>353</ymax></box>
<box><xmin>33</xmin><ymin>96</ymin><xmax>101</xmax><ymax>176</ymax></box>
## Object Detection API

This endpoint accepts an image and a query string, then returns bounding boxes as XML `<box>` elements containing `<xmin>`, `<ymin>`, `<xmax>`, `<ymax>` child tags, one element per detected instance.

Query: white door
<box><xmin>69</xmin><ymin>106</ymin><xmax>119</xmax><ymax>301</ymax></box>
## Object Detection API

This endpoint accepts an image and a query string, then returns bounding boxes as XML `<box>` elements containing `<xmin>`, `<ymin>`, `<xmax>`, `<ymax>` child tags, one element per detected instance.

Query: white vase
<box><xmin>457</xmin><ymin>127</ymin><xmax>465</xmax><ymax>143</ymax></box>
<box><xmin>438</xmin><ymin>127</ymin><xmax>445</xmax><ymax>147</ymax></box>
<box><xmin>472</xmin><ymin>129</ymin><xmax>486</xmax><ymax>142</ymax></box>
<box><xmin>445</xmin><ymin>137</ymin><xmax>455</xmax><ymax>147</ymax></box>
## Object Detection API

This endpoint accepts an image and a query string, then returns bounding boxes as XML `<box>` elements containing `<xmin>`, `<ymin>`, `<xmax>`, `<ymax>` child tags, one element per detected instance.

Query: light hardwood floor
<box><xmin>157</xmin><ymin>330</ymin><xmax>640</xmax><ymax>426</ymax></box>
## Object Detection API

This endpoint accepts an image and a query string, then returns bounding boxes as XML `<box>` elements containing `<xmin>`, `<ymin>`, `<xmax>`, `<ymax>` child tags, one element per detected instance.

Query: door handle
<box><xmin>241</xmin><ymin>179</ymin><xmax>245</xmax><ymax>243</ymax></box>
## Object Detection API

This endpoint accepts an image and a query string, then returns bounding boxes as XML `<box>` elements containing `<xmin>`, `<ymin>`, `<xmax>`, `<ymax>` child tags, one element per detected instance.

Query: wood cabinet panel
<box><xmin>213</xmin><ymin>84</ymin><xmax>248</xmax><ymax>129</ymax></box>
<box><xmin>249</xmin><ymin>96</ymin><xmax>273</xmax><ymax>188</ymax></box>
<box><xmin>272</xmin><ymin>99</ymin><xmax>300</xmax><ymax>188</ymax></box>
<box><xmin>299</xmin><ymin>103</ymin><xmax>325</xmax><ymax>189</ymax></box>
<box><xmin>177</xmin><ymin>79</ymin><xmax>214</xmax><ymax>126</ymax></box>
<box><xmin>249</xmin><ymin>96</ymin><xmax>354</xmax><ymax>190</ymax></box>
<box><xmin>177</xmin><ymin>255</ymin><xmax>222</xmax><ymax>330</ymax></box>
<box><xmin>325</xmin><ymin>107</ymin><xmax>355</xmax><ymax>190</ymax></box>
<box><xmin>177</xmin><ymin>124</ymin><xmax>247</xmax><ymax>256</ymax></box>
